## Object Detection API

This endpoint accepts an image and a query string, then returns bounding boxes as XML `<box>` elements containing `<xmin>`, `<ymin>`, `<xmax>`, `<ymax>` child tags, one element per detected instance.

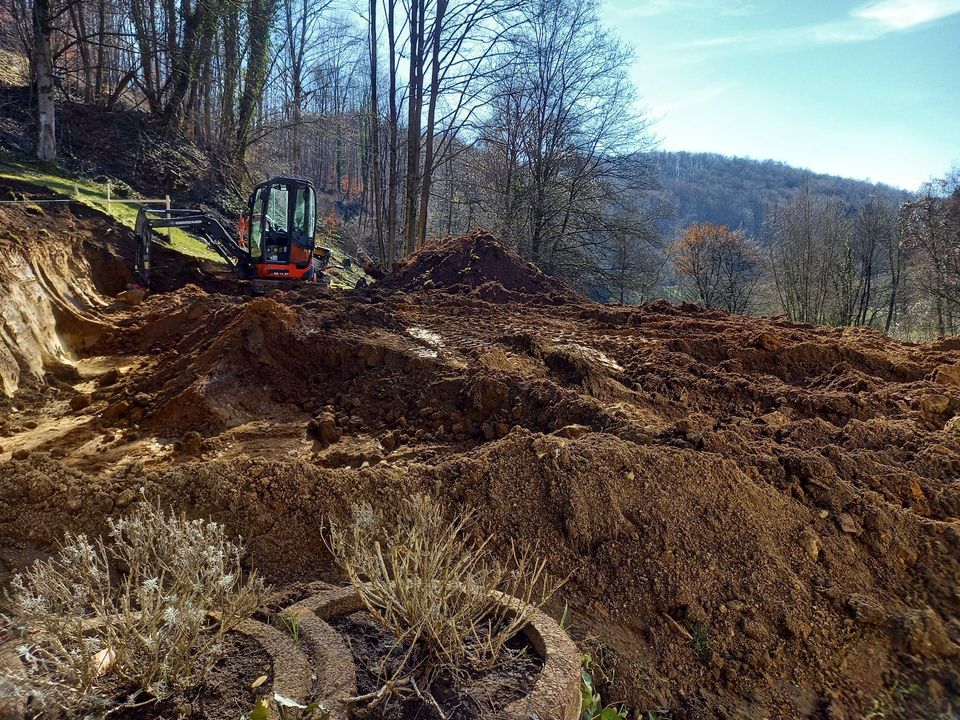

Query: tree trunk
<box><xmin>94</xmin><ymin>0</ymin><xmax>106</xmax><ymax>102</ymax></box>
<box><xmin>160</xmin><ymin>1</ymin><xmax>216</xmax><ymax>135</ymax></box>
<box><xmin>416</xmin><ymin>0</ymin><xmax>446</xmax><ymax>248</ymax></box>
<box><xmin>33</xmin><ymin>0</ymin><xmax>56</xmax><ymax>164</ymax></box>
<box><xmin>386</xmin><ymin>0</ymin><xmax>399</xmax><ymax>267</ymax></box>
<box><xmin>220</xmin><ymin>8</ymin><xmax>239</xmax><ymax>152</ymax></box>
<box><xmin>369</xmin><ymin>0</ymin><xmax>385</xmax><ymax>262</ymax></box>
<box><xmin>130</xmin><ymin>0</ymin><xmax>159</xmax><ymax>114</ymax></box>
<box><xmin>68</xmin><ymin>2</ymin><xmax>94</xmax><ymax>103</ymax></box>
<box><xmin>233</xmin><ymin>0</ymin><xmax>279</xmax><ymax>171</ymax></box>
<box><xmin>402</xmin><ymin>0</ymin><xmax>425</xmax><ymax>257</ymax></box>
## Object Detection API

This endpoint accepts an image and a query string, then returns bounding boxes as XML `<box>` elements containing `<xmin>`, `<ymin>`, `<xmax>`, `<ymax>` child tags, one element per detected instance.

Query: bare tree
<box><xmin>851</xmin><ymin>195</ymin><xmax>895</xmax><ymax>327</ymax></box>
<box><xmin>899</xmin><ymin>169</ymin><xmax>960</xmax><ymax>336</ymax></box>
<box><xmin>367</xmin><ymin>0</ymin><xmax>384</xmax><ymax>261</ymax></box>
<box><xmin>675</xmin><ymin>222</ymin><xmax>760</xmax><ymax>313</ymax></box>
<box><xmin>604</xmin><ymin>207</ymin><xmax>665</xmax><ymax>304</ymax></box>
<box><xmin>766</xmin><ymin>185</ymin><xmax>849</xmax><ymax>324</ymax></box>
<box><xmin>479</xmin><ymin>0</ymin><xmax>655</xmax><ymax>289</ymax></box>
<box><xmin>401</xmin><ymin>0</ymin><xmax>425</xmax><ymax>257</ymax></box>
<box><xmin>279</xmin><ymin>0</ymin><xmax>331</xmax><ymax>174</ymax></box>
<box><xmin>32</xmin><ymin>0</ymin><xmax>56</xmax><ymax>163</ymax></box>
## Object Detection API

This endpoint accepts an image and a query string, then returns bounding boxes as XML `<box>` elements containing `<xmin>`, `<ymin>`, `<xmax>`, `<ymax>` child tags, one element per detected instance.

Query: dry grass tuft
<box><xmin>3</xmin><ymin>498</ymin><xmax>266</xmax><ymax>715</ymax></box>
<box><xmin>327</xmin><ymin>494</ymin><xmax>563</xmax><ymax>712</ymax></box>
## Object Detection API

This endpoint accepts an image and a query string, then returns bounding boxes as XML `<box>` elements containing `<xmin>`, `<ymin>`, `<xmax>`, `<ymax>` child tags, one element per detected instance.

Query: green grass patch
<box><xmin>0</xmin><ymin>49</ymin><xmax>28</xmax><ymax>85</ymax></box>
<box><xmin>690</xmin><ymin>622</ymin><xmax>713</xmax><ymax>662</ymax></box>
<box><xmin>0</xmin><ymin>160</ymin><xmax>223</xmax><ymax>262</ymax></box>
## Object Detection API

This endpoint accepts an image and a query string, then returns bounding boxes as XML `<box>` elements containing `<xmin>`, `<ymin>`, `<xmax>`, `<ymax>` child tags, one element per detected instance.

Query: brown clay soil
<box><xmin>1</xmin><ymin>186</ymin><xmax>959</xmax><ymax>719</ymax></box>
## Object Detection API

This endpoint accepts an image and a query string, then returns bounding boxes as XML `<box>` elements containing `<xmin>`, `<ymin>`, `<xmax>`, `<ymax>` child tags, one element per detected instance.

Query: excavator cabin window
<box><xmin>246</xmin><ymin>178</ymin><xmax>316</xmax><ymax>269</ymax></box>
<box><xmin>264</xmin><ymin>184</ymin><xmax>290</xmax><ymax>263</ymax></box>
<box><xmin>249</xmin><ymin>186</ymin><xmax>266</xmax><ymax>261</ymax></box>
<box><xmin>290</xmin><ymin>186</ymin><xmax>314</xmax><ymax>268</ymax></box>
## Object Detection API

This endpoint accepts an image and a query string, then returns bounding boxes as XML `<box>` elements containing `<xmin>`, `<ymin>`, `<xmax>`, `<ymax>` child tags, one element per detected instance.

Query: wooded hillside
<box><xmin>648</xmin><ymin>151</ymin><xmax>910</xmax><ymax>238</ymax></box>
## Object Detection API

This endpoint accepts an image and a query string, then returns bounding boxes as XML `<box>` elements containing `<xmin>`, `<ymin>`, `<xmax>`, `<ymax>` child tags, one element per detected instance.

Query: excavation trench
<box><xmin>0</xmin><ymin>180</ymin><xmax>231</xmax><ymax>397</ymax></box>
<box><xmin>0</xmin><ymin>194</ymin><xmax>128</xmax><ymax>395</ymax></box>
<box><xmin>1</xmin><ymin>201</ymin><xmax>959</xmax><ymax>720</ymax></box>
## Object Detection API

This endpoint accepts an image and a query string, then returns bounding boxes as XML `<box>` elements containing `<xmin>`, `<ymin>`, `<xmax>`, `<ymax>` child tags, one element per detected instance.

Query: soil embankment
<box><xmin>1</xmin><ymin>194</ymin><xmax>958</xmax><ymax>719</ymax></box>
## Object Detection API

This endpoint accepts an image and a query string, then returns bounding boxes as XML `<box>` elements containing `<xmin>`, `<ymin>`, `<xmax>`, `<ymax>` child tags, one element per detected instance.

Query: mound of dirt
<box><xmin>376</xmin><ymin>230</ymin><xmax>575</xmax><ymax>301</ymax></box>
<box><xmin>2</xmin><ymin>201</ymin><xmax>960</xmax><ymax>719</ymax></box>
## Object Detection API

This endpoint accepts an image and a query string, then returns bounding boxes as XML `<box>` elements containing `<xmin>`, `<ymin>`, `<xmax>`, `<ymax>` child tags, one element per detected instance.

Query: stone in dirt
<box><xmin>895</xmin><ymin>608</ymin><xmax>959</xmax><ymax>659</ymax></box>
<box><xmin>180</xmin><ymin>430</ymin><xmax>202</xmax><ymax>455</ymax></box>
<box><xmin>837</xmin><ymin>513</ymin><xmax>861</xmax><ymax>534</ymax></box>
<box><xmin>69</xmin><ymin>393</ymin><xmax>92</xmax><ymax>411</ymax></box>
<box><xmin>116</xmin><ymin>287</ymin><xmax>146</xmax><ymax>306</ymax></box>
<box><xmin>915</xmin><ymin>392</ymin><xmax>949</xmax><ymax>416</ymax></box>
<box><xmin>308</xmin><ymin>413</ymin><xmax>341</xmax><ymax>446</ymax></box>
<box><xmin>933</xmin><ymin>362</ymin><xmax>960</xmax><ymax>387</ymax></box>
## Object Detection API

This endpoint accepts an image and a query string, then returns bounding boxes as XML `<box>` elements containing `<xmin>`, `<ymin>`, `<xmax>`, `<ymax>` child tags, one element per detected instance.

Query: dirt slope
<box><xmin>0</xmin><ymin>84</ymin><xmax>213</xmax><ymax>201</ymax></box>
<box><xmin>1</xmin><ymin>193</ymin><xmax>959</xmax><ymax>719</ymax></box>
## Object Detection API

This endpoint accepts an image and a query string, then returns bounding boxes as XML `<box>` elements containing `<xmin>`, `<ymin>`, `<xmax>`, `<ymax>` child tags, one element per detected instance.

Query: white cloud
<box><xmin>852</xmin><ymin>0</ymin><xmax>960</xmax><ymax>30</ymax></box>
<box><xmin>677</xmin><ymin>0</ymin><xmax>960</xmax><ymax>52</ymax></box>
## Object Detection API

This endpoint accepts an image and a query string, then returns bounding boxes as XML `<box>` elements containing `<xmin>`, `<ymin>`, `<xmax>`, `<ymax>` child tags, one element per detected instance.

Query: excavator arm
<box><xmin>134</xmin><ymin>207</ymin><xmax>248</xmax><ymax>287</ymax></box>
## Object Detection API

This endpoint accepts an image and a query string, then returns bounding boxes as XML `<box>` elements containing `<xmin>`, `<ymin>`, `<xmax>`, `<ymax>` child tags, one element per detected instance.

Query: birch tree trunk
<box><xmin>33</xmin><ymin>0</ymin><xmax>56</xmax><ymax>164</ymax></box>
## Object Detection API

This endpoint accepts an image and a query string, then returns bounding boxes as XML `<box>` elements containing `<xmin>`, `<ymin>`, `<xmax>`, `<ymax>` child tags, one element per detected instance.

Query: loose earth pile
<box><xmin>1</xmin><ymin>183</ymin><xmax>958</xmax><ymax>719</ymax></box>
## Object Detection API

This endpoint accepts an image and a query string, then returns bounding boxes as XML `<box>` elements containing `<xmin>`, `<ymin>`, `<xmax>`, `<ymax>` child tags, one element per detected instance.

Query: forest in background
<box><xmin>1</xmin><ymin>0</ymin><xmax>959</xmax><ymax>338</ymax></box>
<box><xmin>647</xmin><ymin>151</ymin><xmax>910</xmax><ymax>238</ymax></box>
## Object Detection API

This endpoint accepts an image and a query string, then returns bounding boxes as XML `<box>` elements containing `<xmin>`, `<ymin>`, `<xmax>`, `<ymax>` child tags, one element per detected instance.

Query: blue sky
<box><xmin>602</xmin><ymin>0</ymin><xmax>960</xmax><ymax>190</ymax></box>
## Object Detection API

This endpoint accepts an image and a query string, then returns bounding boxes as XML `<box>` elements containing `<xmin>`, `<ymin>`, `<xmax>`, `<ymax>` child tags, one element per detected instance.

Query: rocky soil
<box><xmin>1</xmin><ymin>183</ymin><xmax>959</xmax><ymax>719</ymax></box>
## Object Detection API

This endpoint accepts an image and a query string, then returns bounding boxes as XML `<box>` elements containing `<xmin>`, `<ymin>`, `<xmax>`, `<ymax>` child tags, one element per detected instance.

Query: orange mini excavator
<box><xmin>134</xmin><ymin>176</ymin><xmax>330</xmax><ymax>291</ymax></box>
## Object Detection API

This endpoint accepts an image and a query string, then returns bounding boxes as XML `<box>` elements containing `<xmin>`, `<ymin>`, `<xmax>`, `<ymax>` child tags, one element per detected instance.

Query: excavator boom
<box><xmin>134</xmin><ymin>207</ymin><xmax>245</xmax><ymax>286</ymax></box>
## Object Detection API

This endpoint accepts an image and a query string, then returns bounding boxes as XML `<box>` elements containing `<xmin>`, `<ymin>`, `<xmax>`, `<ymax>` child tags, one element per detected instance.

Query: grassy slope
<box><xmin>0</xmin><ymin>160</ymin><xmax>223</xmax><ymax>262</ymax></box>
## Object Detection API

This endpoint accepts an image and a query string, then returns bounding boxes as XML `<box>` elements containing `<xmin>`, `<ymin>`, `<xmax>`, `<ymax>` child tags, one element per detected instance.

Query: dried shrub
<box><xmin>4</xmin><ymin>498</ymin><xmax>266</xmax><ymax>715</ymax></box>
<box><xmin>327</xmin><ymin>494</ymin><xmax>562</xmax><ymax>707</ymax></box>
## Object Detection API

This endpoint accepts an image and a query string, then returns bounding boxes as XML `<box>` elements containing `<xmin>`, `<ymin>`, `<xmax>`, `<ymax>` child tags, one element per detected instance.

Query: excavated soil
<box><xmin>377</xmin><ymin>230</ymin><xmax>576</xmax><ymax>303</ymax></box>
<box><xmin>1</xmin><ymin>184</ymin><xmax>959</xmax><ymax>719</ymax></box>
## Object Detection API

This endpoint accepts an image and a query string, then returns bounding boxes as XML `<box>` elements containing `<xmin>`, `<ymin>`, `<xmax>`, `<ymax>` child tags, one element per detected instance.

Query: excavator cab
<box><xmin>245</xmin><ymin>177</ymin><xmax>317</xmax><ymax>281</ymax></box>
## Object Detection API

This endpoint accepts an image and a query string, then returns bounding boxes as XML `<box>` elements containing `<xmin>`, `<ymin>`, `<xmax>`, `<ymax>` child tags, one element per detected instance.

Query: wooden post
<box><xmin>165</xmin><ymin>195</ymin><xmax>172</xmax><ymax>242</ymax></box>
<box><xmin>106</xmin><ymin>180</ymin><xmax>111</xmax><ymax>210</ymax></box>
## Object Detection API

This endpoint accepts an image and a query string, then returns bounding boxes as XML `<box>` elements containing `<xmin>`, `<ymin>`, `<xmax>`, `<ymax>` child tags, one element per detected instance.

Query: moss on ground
<box><xmin>0</xmin><ymin>160</ymin><xmax>223</xmax><ymax>262</ymax></box>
